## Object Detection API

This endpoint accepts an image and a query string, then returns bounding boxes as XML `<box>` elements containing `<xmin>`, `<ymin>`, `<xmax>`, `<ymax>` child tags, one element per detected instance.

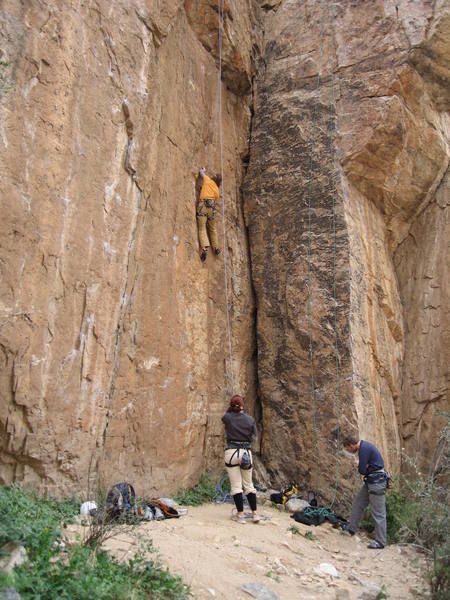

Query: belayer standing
<box><xmin>197</xmin><ymin>167</ymin><xmax>222</xmax><ymax>262</ymax></box>
<box><xmin>342</xmin><ymin>434</ymin><xmax>388</xmax><ymax>549</ymax></box>
<box><xmin>222</xmin><ymin>394</ymin><xmax>261</xmax><ymax>524</ymax></box>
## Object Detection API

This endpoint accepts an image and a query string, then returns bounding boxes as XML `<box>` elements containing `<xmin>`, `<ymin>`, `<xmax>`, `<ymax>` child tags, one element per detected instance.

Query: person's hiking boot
<box><xmin>341</xmin><ymin>523</ymin><xmax>355</xmax><ymax>536</ymax></box>
<box><xmin>368</xmin><ymin>540</ymin><xmax>384</xmax><ymax>549</ymax></box>
<box><xmin>252</xmin><ymin>513</ymin><xmax>261</xmax><ymax>523</ymax></box>
<box><xmin>200</xmin><ymin>249</ymin><xmax>207</xmax><ymax>262</ymax></box>
<box><xmin>214</xmin><ymin>248</ymin><xmax>221</xmax><ymax>256</ymax></box>
<box><xmin>231</xmin><ymin>513</ymin><xmax>246</xmax><ymax>524</ymax></box>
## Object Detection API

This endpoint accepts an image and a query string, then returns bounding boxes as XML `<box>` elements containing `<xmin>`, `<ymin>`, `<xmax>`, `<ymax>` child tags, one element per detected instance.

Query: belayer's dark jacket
<box><xmin>221</xmin><ymin>409</ymin><xmax>257</xmax><ymax>445</ymax></box>
<box><xmin>358</xmin><ymin>440</ymin><xmax>384</xmax><ymax>476</ymax></box>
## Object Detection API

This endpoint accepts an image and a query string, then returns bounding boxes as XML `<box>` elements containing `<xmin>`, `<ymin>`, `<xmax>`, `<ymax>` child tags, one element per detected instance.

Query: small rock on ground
<box><xmin>0</xmin><ymin>543</ymin><xmax>27</xmax><ymax>573</ymax></box>
<box><xmin>241</xmin><ymin>581</ymin><xmax>280</xmax><ymax>600</ymax></box>
<box><xmin>285</xmin><ymin>498</ymin><xmax>310</xmax><ymax>513</ymax></box>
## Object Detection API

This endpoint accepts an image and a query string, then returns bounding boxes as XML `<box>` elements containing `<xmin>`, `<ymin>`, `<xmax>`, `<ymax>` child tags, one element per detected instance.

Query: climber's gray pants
<box><xmin>349</xmin><ymin>481</ymin><xmax>387</xmax><ymax>546</ymax></box>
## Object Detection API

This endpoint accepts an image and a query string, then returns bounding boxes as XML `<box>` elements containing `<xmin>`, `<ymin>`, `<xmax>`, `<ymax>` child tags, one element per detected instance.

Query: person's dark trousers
<box><xmin>349</xmin><ymin>481</ymin><xmax>387</xmax><ymax>546</ymax></box>
<box><xmin>246</xmin><ymin>492</ymin><xmax>257</xmax><ymax>511</ymax></box>
<box><xmin>233</xmin><ymin>492</ymin><xmax>244</xmax><ymax>512</ymax></box>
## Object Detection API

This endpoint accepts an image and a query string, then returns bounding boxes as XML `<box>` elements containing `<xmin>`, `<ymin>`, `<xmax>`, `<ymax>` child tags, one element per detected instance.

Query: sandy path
<box><xmin>101</xmin><ymin>502</ymin><xmax>426</xmax><ymax>599</ymax></box>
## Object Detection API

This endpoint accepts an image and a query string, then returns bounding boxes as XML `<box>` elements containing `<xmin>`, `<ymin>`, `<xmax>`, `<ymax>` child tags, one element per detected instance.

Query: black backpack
<box><xmin>105</xmin><ymin>481</ymin><xmax>136</xmax><ymax>518</ymax></box>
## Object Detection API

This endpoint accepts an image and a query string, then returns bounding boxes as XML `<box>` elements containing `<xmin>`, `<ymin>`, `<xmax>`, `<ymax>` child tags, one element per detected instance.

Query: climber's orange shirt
<box><xmin>200</xmin><ymin>175</ymin><xmax>220</xmax><ymax>201</ymax></box>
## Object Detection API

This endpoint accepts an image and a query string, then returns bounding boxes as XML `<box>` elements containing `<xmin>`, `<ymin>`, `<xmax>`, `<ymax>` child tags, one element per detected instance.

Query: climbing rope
<box><xmin>207</xmin><ymin>44</ymin><xmax>221</xmax><ymax>173</ymax></box>
<box><xmin>328</xmin><ymin>0</ymin><xmax>341</xmax><ymax>510</ymax></box>
<box><xmin>217</xmin><ymin>0</ymin><xmax>235</xmax><ymax>394</ymax></box>
<box><xmin>305</xmin><ymin>0</ymin><xmax>341</xmax><ymax>507</ymax></box>
<box><xmin>306</xmin><ymin>0</ymin><xmax>327</xmax><ymax>500</ymax></box>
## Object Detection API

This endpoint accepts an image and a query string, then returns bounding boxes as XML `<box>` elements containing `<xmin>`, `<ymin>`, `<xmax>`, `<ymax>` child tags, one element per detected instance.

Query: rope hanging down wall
<box><xmin>217</xmin><ymin>0</ymin><xmax>235</xmax><ymax>395</ymax></box>
<box><xmin>304</xmin><ymin>0</ymin><xmax>341</xmax><ymax>507</ymax></box>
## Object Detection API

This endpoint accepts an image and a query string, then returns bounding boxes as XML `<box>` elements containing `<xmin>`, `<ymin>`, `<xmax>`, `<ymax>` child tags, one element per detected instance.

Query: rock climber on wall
<box><xmin>197</xmin><ymin>167</ymin><xmax>222</xmax><ymax>262</ymax></box>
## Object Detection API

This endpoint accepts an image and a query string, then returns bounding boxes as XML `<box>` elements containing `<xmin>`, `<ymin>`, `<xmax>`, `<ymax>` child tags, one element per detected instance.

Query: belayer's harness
<box><xmin>227</xmin><ymin>440</ymin><xmax>250</xmax><ymax>449</ymax></box>
<box><xmin>225</xmin><ymin>441</ymin><xmax>252</xmax><ymax>470</ymax></box>
<box><xmin>364</xmin><ymin>469</ymin><xmax>390</xmax><ymax>486</ymax></box>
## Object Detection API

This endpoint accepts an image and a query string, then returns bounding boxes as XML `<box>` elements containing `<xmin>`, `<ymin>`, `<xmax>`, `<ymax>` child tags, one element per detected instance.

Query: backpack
<box><xmin>291</xmin><ymin>506</ymin><xmax>347</xmax><ymax>527</ymax></box>
<box><xmin>105</xmin><ymin>482</ymin><xmax>136</xmax><ymax>518</ymax></box>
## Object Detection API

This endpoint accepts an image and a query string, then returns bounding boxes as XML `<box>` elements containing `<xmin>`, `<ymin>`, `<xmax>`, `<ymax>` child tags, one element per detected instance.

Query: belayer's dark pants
<box><xmin>349</xmin><ymin>481</ymin><xmax>387</xmax><ymax>546</ymax></box>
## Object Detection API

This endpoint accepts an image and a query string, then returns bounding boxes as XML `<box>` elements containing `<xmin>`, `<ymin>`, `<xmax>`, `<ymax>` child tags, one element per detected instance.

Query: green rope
<box><xmin>306</xmin><ymin>0</ymin><xmax>327</xmax><ymax>499</ymax></box>
<box><xmin>328</xmin><ymin>0</ymin><xmax>341</xmax><ymax>510</ymax></box>
<box><xmin>305</xmin><ymin>0</ymin><xmax>341</xmax><ymax>508</ymax></box>
<box><xmin>302</xmin><ymin>506</ymin><xmax>337</xmax><ymax>519</ymax></box>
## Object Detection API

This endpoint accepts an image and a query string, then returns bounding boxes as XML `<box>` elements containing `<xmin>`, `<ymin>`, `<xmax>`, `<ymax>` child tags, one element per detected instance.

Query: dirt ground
<box><xmin>92</xmin><ymin>501</ymin><xmax>428</xmax><ymax>600</ymax></box>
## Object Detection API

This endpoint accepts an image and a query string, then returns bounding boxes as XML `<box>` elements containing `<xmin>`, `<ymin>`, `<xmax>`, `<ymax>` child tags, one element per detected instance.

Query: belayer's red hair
<box><xmin>229</xmin><ymin>394</ymin><xmax>243</xmax><ymax>412</ymax></box>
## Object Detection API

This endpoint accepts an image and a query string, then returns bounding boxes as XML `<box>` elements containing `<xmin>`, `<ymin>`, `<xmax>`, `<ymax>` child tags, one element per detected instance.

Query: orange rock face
<box><xmin>0</xmin><ymin>0</ymin><xmax>259</xmax><ymax>496</ymax></box>
<box><xmin>0</xmin><ymin>0</ymin><xmax>448</xmax><ymax>500</ymax></box>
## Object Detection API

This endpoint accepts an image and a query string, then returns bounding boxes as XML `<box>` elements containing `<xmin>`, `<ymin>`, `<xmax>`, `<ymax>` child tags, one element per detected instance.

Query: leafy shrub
<box><xmin>0</xmin><ymin>486</ymin><xmax>189</xmax><ymax>599</ymax></box>
<box><xmin>0</xmin><ymin>485</ymin><xmax>78</xmax><ymax>554</ymax></box>
<box><xmin>174</xmin><ymin>472</ymin><xmax>217</xmax><ymax>506</ymax></box>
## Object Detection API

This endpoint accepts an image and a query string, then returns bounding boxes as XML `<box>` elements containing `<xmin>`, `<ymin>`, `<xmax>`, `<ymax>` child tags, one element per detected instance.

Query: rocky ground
<box><xmin>86</xmin><ymin>501</ymin><xmax>429</xmax><ymax>600</ymax></box>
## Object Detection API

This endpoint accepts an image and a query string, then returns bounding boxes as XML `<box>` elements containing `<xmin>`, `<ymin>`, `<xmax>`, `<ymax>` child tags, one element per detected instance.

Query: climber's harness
<box><xmin>227</xmin><ymin>440</ymin><xmax>251</xmax><ymax>450</ymax></box>
<box><xmin>364</xmin><ymin>469</ymin><xmax>390</xmax><ymax>495</ymax></box>
<box><xmin>198</xmin><ymin>198</ymin><xmax>217</xmax><ymax>218</ymax></box>
<box><xmin>225</xmin><ymin>441</ymin><xmax>252</xmax><ymax>470</ymax></box>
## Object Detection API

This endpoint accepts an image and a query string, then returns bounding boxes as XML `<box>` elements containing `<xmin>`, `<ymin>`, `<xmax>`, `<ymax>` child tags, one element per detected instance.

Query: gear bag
<box><xmin>240</xmin><ymin>450</ymin><xmax>252</xmax><ymax>470</ymax></box>
<box><xmin>282</xmin><ymin>482</ymin><xmax>299</xmax><ymax>504</ymax></box>
<box><xmin>105</xmin><ymin>481</ymin><xmax>136</xmax><ymax>518</ymax></box>
<box><xmin>269</xmin><ymin>482</ymin><xmax>299</xmax><ymax>505</ymax></box>
<box><xmin>291</xmin><ymin>506</ymin><xmax>347</xmax><ymax>527</ymax></box>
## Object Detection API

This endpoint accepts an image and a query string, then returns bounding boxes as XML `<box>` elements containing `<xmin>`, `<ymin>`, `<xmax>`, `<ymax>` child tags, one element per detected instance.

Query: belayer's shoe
<box><xmin>231</xmin><ymin>514</ymin><xmax>246</xmax><ymax>524</ymax></box>
<box><xmin>200</xmin><ymin>249</ymin><xmax>207</xmax><ymax>262</ymax></box>
<box><xmin>214</xmin><ymin>248</ymin><xmax>221</xmax><ymax>256</ymax></box>
<box><xmin>341</xmin><ymin>523</ymin><xmax>355</xmax><ymax>536</ymax></box>
<box><xmin>368</xmin><ymin>540</ymin><xmax>384</xmax><ymax>549</ymax></box>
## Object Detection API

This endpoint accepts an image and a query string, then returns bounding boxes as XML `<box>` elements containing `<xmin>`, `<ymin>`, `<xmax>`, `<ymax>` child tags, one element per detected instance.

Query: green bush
<box><xmin>174</xmin><ymin>472</ymin><xmax>218</xmax><ymax>506</ymax></box>
<box><xmin>0</xmin><ymin>485</ymin><xmax>78</xmax><ymax>553</ymax></box>
<box><xmin>0</xmin><ymin>486</ymin><xmax>189</xmax><ymax>599</ymax></box>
